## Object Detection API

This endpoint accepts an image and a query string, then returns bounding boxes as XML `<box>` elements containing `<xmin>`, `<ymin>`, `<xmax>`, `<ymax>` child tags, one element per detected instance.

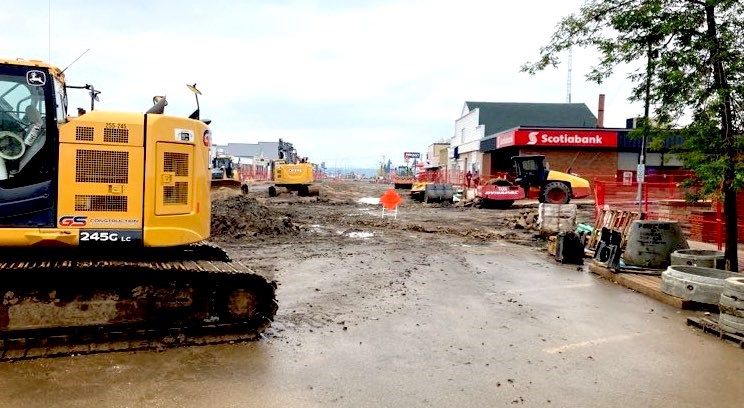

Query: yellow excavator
<box><xmin>267</xmin><ymin>138</ymin><xmax>318</xmax><ymax>197</ymax></box>
<box><xmin>0</xmin><ymin>58</ymin><xmax>276</xmax><ymax>359</ymax></box>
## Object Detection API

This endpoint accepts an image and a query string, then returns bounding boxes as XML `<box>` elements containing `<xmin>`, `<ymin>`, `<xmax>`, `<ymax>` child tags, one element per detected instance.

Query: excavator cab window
<box><xmin>212</xmin><ymin>157</ymin><xmax>236</xmax><ymax>180</ymax></box>
<box><xmin>0</xmin><ymin>65</ymin><xmax>58</xmax><ymax>227</ymax></box>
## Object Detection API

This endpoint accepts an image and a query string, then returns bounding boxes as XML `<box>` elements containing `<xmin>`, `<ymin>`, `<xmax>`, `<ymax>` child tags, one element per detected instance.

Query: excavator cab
<box><xmin>0</xmin><ymin>62</ymin><xmax>61</xmax><ymax>227</ymax></box>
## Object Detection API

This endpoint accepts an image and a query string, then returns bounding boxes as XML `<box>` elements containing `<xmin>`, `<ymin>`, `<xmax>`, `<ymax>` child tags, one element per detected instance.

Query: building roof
<box><xmin>464</xmin><ymin>102</ymin><xmax>598</xmax><ymax>139</ymax></box>
<box><xmin>222</xmin><ymin>141</ymin><xmax>280</xmax><ymax>160</ymax></box>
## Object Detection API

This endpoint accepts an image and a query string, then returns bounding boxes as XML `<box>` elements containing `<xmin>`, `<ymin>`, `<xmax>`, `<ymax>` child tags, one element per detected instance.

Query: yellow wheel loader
<box><xmin>0</xmin><ymin>59</ymin><xmax>276</xmax><ymax>359</ymax></box>
<box><xmin>211</xmin><ymin>154</ymin><xmax>249</xmax><ymax>194</ymax></box>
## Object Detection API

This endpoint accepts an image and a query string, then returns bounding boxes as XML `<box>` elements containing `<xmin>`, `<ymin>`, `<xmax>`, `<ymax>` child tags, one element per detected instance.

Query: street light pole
<box><xmin>638</xmin><ymin>40</ymin><xmax>653</xmax><ymax>214</ymax></box>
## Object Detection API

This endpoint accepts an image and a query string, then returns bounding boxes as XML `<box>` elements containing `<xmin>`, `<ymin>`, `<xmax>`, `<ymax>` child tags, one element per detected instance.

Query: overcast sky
<box><xmin>2</xmin><ymin>0</ymin><xmax>644</xmax><ymax>169</ymax></box>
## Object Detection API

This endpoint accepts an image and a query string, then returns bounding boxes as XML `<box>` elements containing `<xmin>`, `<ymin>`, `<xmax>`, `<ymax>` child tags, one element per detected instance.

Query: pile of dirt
<box><xmin>317</xmin><ymin>181</ymin><xmax>389</xmax><ymax>203</ymax></box>
<box><xmin>211</xmin><ymin>195</ymin><xmax>301</xmax><ymax>240</ymax></box>
<box><xmin>511</xmin><ymin>210</ymin><xmax>539</xmax><ymax>230</ymax></box>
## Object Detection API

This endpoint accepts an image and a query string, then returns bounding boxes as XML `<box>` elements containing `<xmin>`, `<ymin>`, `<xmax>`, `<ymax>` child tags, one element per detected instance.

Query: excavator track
<box><xmin>0</xmin><ymin>243</ymin><xmax>277</xmax><ymax>361</ymax></box>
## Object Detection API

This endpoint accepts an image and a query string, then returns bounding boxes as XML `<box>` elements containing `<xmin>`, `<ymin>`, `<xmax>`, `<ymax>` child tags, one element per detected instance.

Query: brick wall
<box><xmin>678</xmin><ymin>192</ymin><xmax>744</xmax><ymax>244</ymax></box>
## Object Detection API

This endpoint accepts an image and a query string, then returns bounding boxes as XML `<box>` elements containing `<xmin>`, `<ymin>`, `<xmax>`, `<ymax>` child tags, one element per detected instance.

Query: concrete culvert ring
<box><xmin>719</xmin><ymin>293</ymin><xmax>744</xmax><ymax>318</ymax></box>
<box><xmin>720</xmin><ymin>293</ymin><xmax>744</xmax><ymax>308</ymax></box>
<box><xmin>542</xmin><ymin>181</ymin><xmax>571</xmax><ymax>204</ymax></box>
<box><xmin>724</xmin><ymin>277</ymin><xmax>744</xmax><ymax>295</ymax></box>
<box><xmin>670</xmin><ymin>249</ymin><xmax>724</xmax><ymax>269</ymax></box>
<box><xmin>719</xmin><ymin>313</ymin><xmax>744</xmax><ymax>335</ymax></box>
<box><xmin>660</xmin><ymin>266</ymin><xmax>738</xmax><ymax>304</ymax></box>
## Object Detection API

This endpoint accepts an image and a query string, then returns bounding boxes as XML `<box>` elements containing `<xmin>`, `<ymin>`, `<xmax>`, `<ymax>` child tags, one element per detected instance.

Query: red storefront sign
<box><xmin>496</xmin><ymin>129</ymin><xmax>618</xmax><ymax>148</ymax></box>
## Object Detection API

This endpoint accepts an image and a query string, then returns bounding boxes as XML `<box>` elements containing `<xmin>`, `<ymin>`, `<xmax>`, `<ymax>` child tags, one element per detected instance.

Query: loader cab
<box><xmin>395</xmin><ymin>165</ymin><xmax>413</xmax><ymax>178</ymax></box>
<box><xmin>212</xmin><ymin>156</ymin><xmax>234</xmax><ymax>180</ymax></box>
<box><xmin>512</xmin><ymin>155</ymin><xmax>548</xmax><ymax>195</ymax></box>
<box><xmin>0</xmin><ymin>62</ymin><xmax>61</xmax><ymax>227</ymax></box>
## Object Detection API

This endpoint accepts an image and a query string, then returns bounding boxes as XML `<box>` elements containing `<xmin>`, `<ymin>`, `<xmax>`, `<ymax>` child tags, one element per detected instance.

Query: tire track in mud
<box><xmin>211</xmin><ymin>182</ymin><xmax>594</xmax><ymax>345</ymax></box>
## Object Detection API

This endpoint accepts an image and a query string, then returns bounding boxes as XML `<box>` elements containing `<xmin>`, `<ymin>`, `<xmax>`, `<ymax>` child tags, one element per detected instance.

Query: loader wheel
<box><xmin>542</xmin><ymin>182</ymin><xmax>571</xmax><ymax>204</ymax></box>
<box><xmin>241</xmin><ymin>184</ymin><xmax>249</xmax><ymax>194</ymax></box>
<box><xmin>268</xmin><ymin>186</ymin><xmax>277</xmax><ymax>197</ymax></box>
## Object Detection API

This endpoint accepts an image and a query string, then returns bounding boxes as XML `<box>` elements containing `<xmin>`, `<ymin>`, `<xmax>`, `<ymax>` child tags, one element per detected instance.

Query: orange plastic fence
<box><xmin>412</xmin><ymin>169</ymin><xmax>511</xmax><ymax>188</ymax></box>
<box><xmin>592</xmin><ymin>180</ymin><xmax>744</xmax><ymax>248</ymax></box>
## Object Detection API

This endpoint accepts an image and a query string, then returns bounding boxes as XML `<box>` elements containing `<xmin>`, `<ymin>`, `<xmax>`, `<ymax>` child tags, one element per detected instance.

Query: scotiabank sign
<box><xmin>496</xmin><ymin>129</ymin><xmax>618</xmax><ymax>148</ymax></box>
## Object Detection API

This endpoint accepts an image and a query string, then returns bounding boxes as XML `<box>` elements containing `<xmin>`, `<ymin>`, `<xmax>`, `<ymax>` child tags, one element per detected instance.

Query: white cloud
<box><xmin>1</xmin><ymin>0</ymin><xmax>646</xmax><ymax>169</ymax></box>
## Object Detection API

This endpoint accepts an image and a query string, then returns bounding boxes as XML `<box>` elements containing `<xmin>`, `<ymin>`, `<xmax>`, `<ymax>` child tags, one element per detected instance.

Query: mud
<box><xmin>210</xmin><ymin>180</ymin><xmax>584</xmax><ymax>249</ymax></box>
<box><xmin>211</xmin><ymin>194</ymin><xmax>301</xmax><ymax>241</ymax></box>
<box><xmin>3</xmin><ymin>181</ymin><xmax>742</xmax><ymax>407</ymax></box>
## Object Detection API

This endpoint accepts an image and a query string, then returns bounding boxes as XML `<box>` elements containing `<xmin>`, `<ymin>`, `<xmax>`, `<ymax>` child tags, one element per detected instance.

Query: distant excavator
<box><xmin>267</xmin><ymin>138</ymin><xmax>319</xmax><ymax>197</ymax></box>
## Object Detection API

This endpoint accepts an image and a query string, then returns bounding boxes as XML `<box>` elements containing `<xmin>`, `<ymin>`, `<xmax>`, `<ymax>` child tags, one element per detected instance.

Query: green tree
<box><xmin>378</xmin><ymin>158</ymin><xmax>393</xmax><ymax>178</ymax></box>
<box><xmin>523</xmin><ymin>0</ymin><xmax>744</xmax><ymax>270</ymax></box>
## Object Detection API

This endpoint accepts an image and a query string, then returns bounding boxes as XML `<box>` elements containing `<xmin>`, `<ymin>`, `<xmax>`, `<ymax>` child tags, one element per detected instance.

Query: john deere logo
<box><xmin>288</xmin><ymin>168</ymin><xmax>302</xmax><ymax>173</ymax></box>
<box><xmin>26</xmin><ymin>70</ymin><xmax>46</xmax><ymax>86</ymax></box>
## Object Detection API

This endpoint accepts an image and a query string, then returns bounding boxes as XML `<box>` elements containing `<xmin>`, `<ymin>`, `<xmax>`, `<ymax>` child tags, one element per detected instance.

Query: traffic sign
<box><xmin>404</xmin><ymin>152</ymin><xmax>421</xmax><ymax>160</ymax></box>
<box><xmin>380</xmin><ymin>189</ymin><xmax>402</xmax><ymax>210</ymax></box>
<box><xmin>636</xmin><ymin>164</ymin><xmax>645</xmax><ymax>182</ymax></box>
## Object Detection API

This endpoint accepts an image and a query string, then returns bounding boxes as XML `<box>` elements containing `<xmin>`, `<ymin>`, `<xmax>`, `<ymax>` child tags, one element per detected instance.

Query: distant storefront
<box><xmin>477</xmin><ymin>125</ymin><xmax>684</xmax><ymax>187</ymax></box>
<box><xmin>452</xmin><ymin>100</ymin><xmax>685</xmax><ymax>187</ymax></box>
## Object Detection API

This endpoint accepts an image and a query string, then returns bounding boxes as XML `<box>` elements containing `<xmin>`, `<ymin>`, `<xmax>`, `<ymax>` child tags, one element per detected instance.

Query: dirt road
<box><xmin>0</xmin><ymin>181</ymin><xmax>742</xmax><ymax>408</ymax></box>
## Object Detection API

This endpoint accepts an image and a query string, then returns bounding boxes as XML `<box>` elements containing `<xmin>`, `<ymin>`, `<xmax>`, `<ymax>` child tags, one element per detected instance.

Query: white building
<box><xmin>449</xmin><ymin>103</ymin><xmax>485</xmax><ymax>174</ymax></box>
